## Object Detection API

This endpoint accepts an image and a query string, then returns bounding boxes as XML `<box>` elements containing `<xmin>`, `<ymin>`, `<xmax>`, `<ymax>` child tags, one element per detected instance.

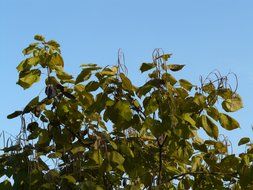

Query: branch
<box><xmin>167</xmin><ymin>171</ymin><xmax>239</xmax><ymax>182</ymax></box>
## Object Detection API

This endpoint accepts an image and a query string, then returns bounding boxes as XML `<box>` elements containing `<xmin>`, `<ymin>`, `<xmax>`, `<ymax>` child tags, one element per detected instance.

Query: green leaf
<box><xmin>179</xmin><ymin>79</ymin><xmax>192</xmax><ymax>91</ymax></box>
<box><xmin>193</xmin><ymin>93</ymin><xmax>206</xmax><ymax>107</ymax></box>
<box><xmin>38</xmin><ymin>130</ymin><xmax>50</xmax><ymax>145</ymax></box>
<box><xmin>144</xmin><ymin>96</ymin><xmax>158</xmax><ymax>115</ymax></box>
<box><xmin>34</xmin><ymin>34</ymin><xmax>45</xmax><ymax>41</ymax></box>
<box><xmin>7</xmin><ymin>110</ymin><xmax>23</xmax><ymax>119</ymax></box>
<box><xmin>27</xmin><ymin>122</ymin><xmax>39</xmax><ymax>132</ymax></box>
<box><xmin>47</xmin><ymin>40</ymin><xmax>60</xmax><ymax>48</ymax></box>
<box><xmin>238</xmin><ymin>137</ymin><xmax>250</xmax><ymax>146</ymax></box>
<box><xmin>0</xmin><ymin>180</ymin><xmax>12</xmax><ymax>190</ymax></box>
<box><xmin>22</xmin><ymin>43</ymin><xmax>38</xmax><ymax>55</ymax></box>
<box><xmin>162</xmin><ymin>73</ymin><xmax>177</xmax><ymax>85</ymax></box>
<box><xmin>168</xmin><ymin>64</ymin><xmax>185</xmax><ymax>71</ymax></box>
<box><xmin>17</xmin><ymin>69</ymin><xmax>41</xmax><ymax>89</ymax></box>
<box><xmin>206</xmin><ymin>107</ymin><xmax>220</xmax><ymax>121</ymax></box>
<box><xmin>182</xmin><ymin>113</ymin><xmax>196</xmax><ymax>126</ymax></box>
<box><xmin>23</xmin><ymin>96</ymin><xmax>39</xmax><ymax>113</ymax></box>
<box><xmin>110</xmin><ymin>151</ymin><xmax>125</xmax><ymax>165</ymax></box>
<box><xmin>81</xmin><ymin>181</ymin><xmax>103</xmax><ymax>190</ymax></box>
<box><xmin>219</xmin><ymin>113</ymin><xmax>240</xmax><ymax>130</ymax></box>
<box><xmin>110</xmin><ymin>141</ymin><xmax>118</xmax><ymax>150</ymax></box>
<box><xmin>75</xmin><ymin>69</ymin><xmax>92</xmax><ymax>84</ymax></box>
<box><xmin>115</xmin><ymin>101</ymin><xmax>132</xmax><ymax>121</ymax></box>
<box><xmin>202</xmin><ymin>83</ymin><xmax>215</xmax><ymax>93</ymax></box>
<box><xmin>140</xmin><ymin>62</ymin><xmax>155</xmax><ymax>73</ymax></box>
<box><xmin>119</xmin><ymin>144</ymin><xmax>134</xmax><ymax>158</ymax></box>
<box><xmin>16</xmin><ymin>57</ymin><xmax>40</xmax><ymax>72</ymax></box>
<box><xmin>222</xmin><ymin>95</ymin><xmax>243</xmax><ymax>112</ymax></box>
<box><xmin>85</xmin><ymin>81</ymin><xmax>100</xmax><ymax>92</ymax></box>
<box><xmin>120</xmin><ymin>73</ymin><xmax>133</xmax><ymax>91</ymax></box>
<box><xmin>218</xmin><ymin>88</ymin><xmax>233</xmax><ymax>99</ymax></box>
<box><xmin>162</xmin><ymin>54</ymin><xmax>172</xmax><ymax>61</ymax></box>
<box><xmin>48</xmin><ymin>152</ymin><xmax>62</xmax><ymax>158</ymax></box>
<box><xmin>50</xmin><ymin>53</ymin><xmax>64</xmax><ymax>68</ymax></box>
<box><xmin>200</xmin><ymin>115</ymin><xmax>219</xmax><ymax>139</ymax></box>
<box><xmin>99</xmin><ymin>67</ymin><xmax>117</xmax><ymax>76</ymax></box>
<box><xmin>62</xmin><ymin>175</ymin><xmax>76</xmax><ymax>184</ymax></box>
<box><xmin>90</xmin><ymin>150</ymin><xmax>103</xmax><ymax>165</ymax></box>
<box><xmin>71</xmin><ymin>146</ymin><xmax>85</xmax><ymax>154</ymax></box>
<box><xmin>56</xmin><ymin>70</ymin><xmax>73</xmax><ymax>81</ymax></box>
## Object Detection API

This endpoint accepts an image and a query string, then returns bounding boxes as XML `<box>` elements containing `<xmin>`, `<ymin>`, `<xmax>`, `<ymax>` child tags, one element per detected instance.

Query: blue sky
<box><xmin>1</xmin><ymin>0</ymin><xmax>253</xmax><ymax>152</ymax></box>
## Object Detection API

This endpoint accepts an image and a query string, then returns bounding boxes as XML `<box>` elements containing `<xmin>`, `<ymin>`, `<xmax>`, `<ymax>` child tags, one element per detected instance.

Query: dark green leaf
<box><xmin>120</xmin><ymin>73</ymin><xmax>133</xmax><ymax>91</ymax></box>
<box><xmin>140</xmin><ymin>62</ymin><xmax>155</xmax><ymax>73</ymax></box>
<box><xmin>61</xmin><ymin>175</ymin><xmax>76</xmax><ymax>184</ymax></box>
<box><xmin>75</xmin><ymin>69</ymin><xmax>92</xmax><ymax>84</ymax></box>
<box><xmin>238</xmin><ymin>137</ymin><xmax>250</xmax><ymax>146</ymax></box>
<box><xmin>7</xmin><ymin>111</ymin><xmax>23</xmax><ymax>119</ymax></box>
<box><xmin>34</xmin><ymin>34</ymin><xmax>45</xmax><ymax>41</ymax></box>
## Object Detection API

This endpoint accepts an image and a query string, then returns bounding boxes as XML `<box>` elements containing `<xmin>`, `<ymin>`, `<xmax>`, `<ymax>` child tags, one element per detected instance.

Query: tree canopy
<box><xmin>0</xmin><ymin>35</ymin><xmax>252</xmax><ymax>189</ymax></box>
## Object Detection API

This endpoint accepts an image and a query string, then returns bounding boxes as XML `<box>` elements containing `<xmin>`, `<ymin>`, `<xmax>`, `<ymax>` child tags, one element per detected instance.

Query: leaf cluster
<box><xmin>1</xmin><ymin>36</ymin><xmax>252</xmax><ymax>190</ymax></box>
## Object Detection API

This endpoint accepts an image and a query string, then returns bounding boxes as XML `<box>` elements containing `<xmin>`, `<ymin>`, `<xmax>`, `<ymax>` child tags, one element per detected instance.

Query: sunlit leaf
<box><xmin>168</xmin><ymin>64</ymin><xmax>185</xmax><ymax>71</ymax></box>
<box><xmin>222</xmin><ymin>95</ymin><xmax>243</xmax><ymax>112</ymax></box>
<box><xmin>219</xmin><ymin>113</ymin><xmax>240</xmax><ymax>130</ymax></box>
<box><xmin>200</xmin><ymin>115</ymin><xmax>219</xmax><ymax>139</ymax></box>
<box><xmin>179</xmin><ymin>79</ymin><xmax>192</xmax><ymax>91</ymax></box>
<box><xmin>34</xmin><ymin>34</ymin><xmax>45</xmax><ymax>41</ymax></box>
<box><xmin>120</xmin><ymin>73</ymin><xmax>133</xmax><ymax>92</ymax></box>
<box><xmin>17</xmin><ymin>69</ymin><xmax>41</xmax><ymax>89</ymax></box>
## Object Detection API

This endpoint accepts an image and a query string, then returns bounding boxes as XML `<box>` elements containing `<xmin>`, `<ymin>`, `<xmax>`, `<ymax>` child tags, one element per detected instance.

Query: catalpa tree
<box><xmin>0</xmin><ymin>35</ymin><xmax>252</xmax><ymax>189</ymax></box>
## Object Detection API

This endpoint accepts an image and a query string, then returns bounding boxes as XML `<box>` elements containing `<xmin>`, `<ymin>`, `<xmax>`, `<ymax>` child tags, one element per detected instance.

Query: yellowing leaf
<box><xmin>182</xmin><ymin>113</ymin><xmax>196</xmax><ymax>126</ymax></box>
<box><xmin>120</xmin><ymin>73</ymin><xmax>133</xmax><ymax>92</ymax></box>
<box><xmin>50</xmin><ymin>53</ymin><xmax>64</xmax><ymax>68</ymax></box>
<box><xmin>162</xmin><ymin>73</ymin><xmax>177</xmax><ymax>85</ymax></box>
<box><xmin>34</xmin><ymin>34</ymin><xmax>45</xmax><ymax>41</ymax></box>
<box><xmin>202</xmin><ymin>83</ymin><xmax>215</xmax><ymax>93</ymax></box>
<box><xmin>206</xmin><ymin>107</ymin><xmax>220</xmax><ymax>121</ymax></box>
<box><xmin>179</xmin><ymin>79</ymin><xmax>192</xmax><ymax>91</ymax></box>
<box><xmin>22</xmin><ymin>43</ymin><xmax>38</xmax><ymax>55</ymax></box>
<box><xmin>222</xmin><ymin>95</ymin><xmax>243</xmax><ymax>112</ymax></box>
<box><xmin>200</xmin><ymin>115</ymin><xmax>219</xmax><ymax>139</ymax></box>
<box><xmin>56</xmin><ymin>70</ymin><xmax>73</xmax><ymax>81</ymax></box>
<box><xmin>90</xmin><ymin>150</ymin><xmax>103</xmax><ymax>165</ymax></box>
<box><xmin>75</xmin><ymin>69</ymin><xmax>92</xmax><ymax>84</ymax></box>
<box><xmin>193</xmin><ymin>93</ymin><xmax>206</xmax><ymax>107</ymax></box>
<box><xmin>168</xmin><ymin>64</ymin><xmax>185</xmax><ymax>72</ymax></box>
<box><xmin>17</xmin><ymin>69</ymin><xmax>41</xmax><ymax>89</ymax></box>
<box><xmin>219</xmin><ymin>113</ymin><xmax>240</xmax><ymax>130</ymax></box>
<box><xmin>99</xmin><ymin>67</ymin><xmax>117</xmax><ymax>76</ymax></box>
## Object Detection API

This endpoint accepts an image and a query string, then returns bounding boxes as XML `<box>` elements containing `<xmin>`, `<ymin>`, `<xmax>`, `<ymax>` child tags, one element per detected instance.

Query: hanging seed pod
<box><xmin>45</xmin><ymin>84</ymin><xmax>57</xmax><ymax>99</ymax></box>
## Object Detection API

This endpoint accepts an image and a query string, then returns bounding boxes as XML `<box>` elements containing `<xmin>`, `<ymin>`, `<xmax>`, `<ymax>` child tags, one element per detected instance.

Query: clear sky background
<box><xmin>1</xmin><ymin>0</ymin><xmax>253</xmax><ymax>153</ymax></box>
